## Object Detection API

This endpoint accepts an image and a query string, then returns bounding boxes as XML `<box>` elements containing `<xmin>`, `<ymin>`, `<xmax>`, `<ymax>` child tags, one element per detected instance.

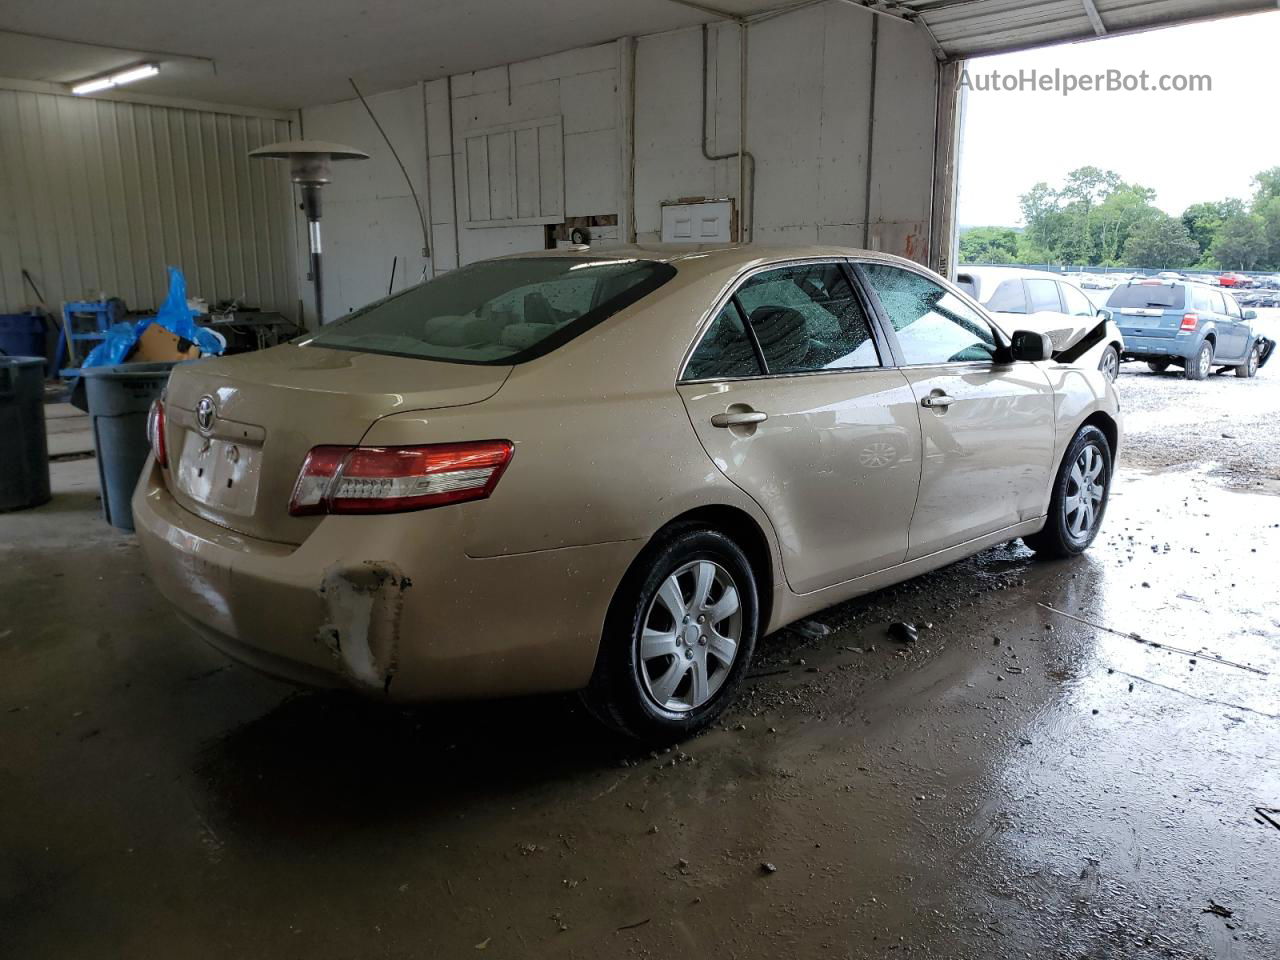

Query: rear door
<box><xmin>677</xmin><ymin>260</ymin><xmax>922</xmax><ymax>593</ymax></box>
<box><xmin>857</xmin><ymin>261</ymin><xmax>1056</xmax><ymax>560</ymax></box>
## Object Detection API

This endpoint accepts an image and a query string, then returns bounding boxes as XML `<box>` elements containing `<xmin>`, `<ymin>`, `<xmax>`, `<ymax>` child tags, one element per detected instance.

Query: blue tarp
<box><xmin>82</xmin><ymin>267</ymin><xmax>224</xmax><ymax>368</ymax></box>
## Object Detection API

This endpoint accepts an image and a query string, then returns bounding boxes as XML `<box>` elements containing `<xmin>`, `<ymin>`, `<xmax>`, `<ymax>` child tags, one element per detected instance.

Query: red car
<box><xmin>1219</xmin><ymin>273</ymin><xmax>1247</xmax><ymax>288</ymax></box>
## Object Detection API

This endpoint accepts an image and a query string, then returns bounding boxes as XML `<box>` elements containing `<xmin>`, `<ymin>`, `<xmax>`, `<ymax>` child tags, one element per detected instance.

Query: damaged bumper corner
<box><xmin>316</xmin><ymin>562</ymin><xmax>412</xmax><ymax>694</ymax></box>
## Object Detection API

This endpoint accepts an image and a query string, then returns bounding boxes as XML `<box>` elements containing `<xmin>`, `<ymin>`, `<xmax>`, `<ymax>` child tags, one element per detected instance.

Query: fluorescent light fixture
<box><xmin>71</xmin><ymin>63</ymin><xmax>159</xmax><ymax>96</ymax></box>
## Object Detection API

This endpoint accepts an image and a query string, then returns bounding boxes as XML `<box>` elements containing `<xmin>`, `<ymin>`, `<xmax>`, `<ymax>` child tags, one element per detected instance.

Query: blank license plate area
<box><xmin>175</xmin><ymin>430</ymin><xmax>262</xmax><ymax>516</ymax></box>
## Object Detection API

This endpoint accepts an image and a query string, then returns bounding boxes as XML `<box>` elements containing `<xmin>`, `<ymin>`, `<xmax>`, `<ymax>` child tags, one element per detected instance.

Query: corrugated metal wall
<box><xmin>0</xmin><ymin>88</ymin><xmax>298</xmax><ymax>318</ymax></box>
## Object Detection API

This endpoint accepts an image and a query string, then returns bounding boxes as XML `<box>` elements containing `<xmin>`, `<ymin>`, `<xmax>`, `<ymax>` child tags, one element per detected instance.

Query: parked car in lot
<box><xmin>1105</xmin><ymin>278</ymin><xmax>1268</xmax><ymax>379</ymax></box>
<box><xmin>955</xmin><ymin>266</ymin><xmax>1125</xmax><ymax>380</ymax></box>
<box><xmin>134</xmin><ymin>246</ymin><xmax>1121</xmax><ymax>741</ymax></box>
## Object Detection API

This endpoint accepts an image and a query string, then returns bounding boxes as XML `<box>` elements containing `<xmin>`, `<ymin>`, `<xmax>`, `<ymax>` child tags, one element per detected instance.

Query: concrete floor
<box><xmin>3</xmin><ymin>367</ymin><xmax>1278</xmax><ymax>959</ymax></box>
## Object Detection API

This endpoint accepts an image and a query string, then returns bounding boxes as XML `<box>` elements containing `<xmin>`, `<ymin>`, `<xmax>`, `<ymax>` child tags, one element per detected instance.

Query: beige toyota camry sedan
<box><xmin>134</xmin><ymin>245</ymin><xmax>1120</xmax><ymax>741</ymax></box>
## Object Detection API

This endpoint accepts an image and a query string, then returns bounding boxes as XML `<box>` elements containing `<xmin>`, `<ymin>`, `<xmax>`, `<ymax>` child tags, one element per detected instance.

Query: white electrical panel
<box><xmin>660</xmin><ymin>199</ymin><xmax>734</xmax><ymax>244</ymax></box>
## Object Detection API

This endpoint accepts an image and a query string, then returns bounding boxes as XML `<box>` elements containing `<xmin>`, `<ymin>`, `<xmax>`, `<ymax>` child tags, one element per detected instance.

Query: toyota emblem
<box><xmin>195</xmin><ymin>396</ymin><xmax>216</xmax><ymax>434</ymax></box>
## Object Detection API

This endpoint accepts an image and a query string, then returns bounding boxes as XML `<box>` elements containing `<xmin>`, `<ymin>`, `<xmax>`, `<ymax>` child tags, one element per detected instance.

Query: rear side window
<box><xmin>955</xmin><ymin>274</ymin><xmax>978</xmax><ymax>299</ymax></box>
<box><xmin>1193</xmin><ymin>286</ymin><xmax>1213</xmax><ymax>311</ymax></box>
<box><xmin>1222</xmin><ymin>294</ymin><xmax>1242</xmax><ymax>319</ymax></box>
<box><xmin>1211</xmin><ymin>290</ymin><xmax>1228</xmax><ymax>314</ymax></box>
<box><xmin>304</xmin><ymin>257</ymin><xmax>675</xmax><ymax>364</ymax></box>
<box><xmin>984</xmin><ymin>279</ymin><xmax>1027</xmax><ymax>314</ymax></box>
<box><xmin>685</xmin><ymin>304</ymin><xmax>762</xmax><ymax>380</ymax></box>
<box><xmin>1106</xmin><ymin>284</ymin><xmax>1186</xmax><ymax>310</ymax></box>
<box><xmin>1026</xmin><ymin>279</ymin><xmax>1062</xmax><ymax>313</ymax></box>
<box><xmin>862</xmin><ymin>263</ymin><xmax>997</xmax><ymax>365</ymax></box>
<box><xmin>734</xmin><ymin>263</ymin><xmax>879</xmax><ymax>374</ymax></box>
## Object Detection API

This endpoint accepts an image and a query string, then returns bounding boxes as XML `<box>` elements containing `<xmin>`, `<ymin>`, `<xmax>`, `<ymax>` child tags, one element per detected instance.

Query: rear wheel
<box><xmin>1025</xmin><ymin>425</ymin><xmax>1112</xmax><ymax>559</ymax></box>
<box><xmin>1184</xmin><ymin>341</ymin><xmax>1212</xmax><ymax>380</ymax></box>
<box><xmin>1098</xmin><ymin>345</ymin><xmax>1120</xmax><ymax>382</ymax></box>
<box><xmin>1236</xmin><ymin>342</ymin><xmax>1261</xmax><ymax>379</ymax></box>
<box><xmin>1147</xmin><ymin>360</ymin><xmax>1170</xmax><ymax>374</ymax></box>
<box><xmin>581</xmin><ymin>527</ymin><xmax>758</xmax><ymax>743</ymax></box>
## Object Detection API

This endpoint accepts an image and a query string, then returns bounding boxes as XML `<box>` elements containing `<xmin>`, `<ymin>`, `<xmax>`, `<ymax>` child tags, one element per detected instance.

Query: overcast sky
<box><xmin>957</xmin><ymin>10</ymin><xmax>1280</xmax><ymax>228</ymax></box>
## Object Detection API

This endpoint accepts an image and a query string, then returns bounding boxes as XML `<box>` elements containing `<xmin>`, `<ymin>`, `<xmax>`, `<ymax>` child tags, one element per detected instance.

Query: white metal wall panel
<box><xmin>0</xmin><ymin>89</ymin><xmax>297</xmax><ymax>318</ymax></box>
<box><xmin>462</xmin><ymin>116</ymin><xmax>565</xmax><ymax>228</ymax></box>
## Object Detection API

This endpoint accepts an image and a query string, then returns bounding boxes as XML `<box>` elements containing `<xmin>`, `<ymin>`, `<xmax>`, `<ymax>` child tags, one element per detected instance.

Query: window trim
<box><xmin>852</xmin><ymin>259</ymin><xmax>1009</xmax><ymax>369</ymax></box>
<box><xmin>677</xmin><ymin>258</ymin><xmax>890</xmax><ymax>384</ymax></box>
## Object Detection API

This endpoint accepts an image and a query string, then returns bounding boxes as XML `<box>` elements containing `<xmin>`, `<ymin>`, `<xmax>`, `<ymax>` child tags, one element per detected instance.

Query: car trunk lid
<box><xmin>161</xmin><ymin>344</ymin><xmax>510</xmax><ymax>544</ymax></box>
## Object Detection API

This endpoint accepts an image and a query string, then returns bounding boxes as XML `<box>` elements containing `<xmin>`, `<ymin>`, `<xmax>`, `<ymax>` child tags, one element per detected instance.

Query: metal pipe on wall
<box><xmin>701</xmin><ymin>23</ymin><xmax>755</xmax><ymax>243</ymax></box>
<box><xmin>861</xmin><ymin>15</ymin><xmax>879</xmax><ymax>250</ymax></box>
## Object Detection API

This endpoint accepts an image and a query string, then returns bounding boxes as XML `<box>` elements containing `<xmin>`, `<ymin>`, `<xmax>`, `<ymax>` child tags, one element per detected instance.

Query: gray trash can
<box><xmin>80</xmin><ymin>362</ymin><xmax>178</xmax><ymax>531</ymax></box>
<box><xmin>0</xmin><ymin>356</ymin><xmax>51</xmax><ymax>512</ymax></box>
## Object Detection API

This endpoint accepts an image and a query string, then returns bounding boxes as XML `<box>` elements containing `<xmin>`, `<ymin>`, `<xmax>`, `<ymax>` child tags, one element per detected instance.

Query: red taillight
<box><xmin>289</xmin><ymin>440</ymin><xmax>514</xmax><ymax>516</ymax></box>
<box><xmin>1181</xmin><ymin>313</ymin><xmax>1199</xmax><ymax>331</ymax></box>
<box><xmin>147</xmin><ymin>398</ymin><xmax>167</xmax><ymax>468</ymax></box>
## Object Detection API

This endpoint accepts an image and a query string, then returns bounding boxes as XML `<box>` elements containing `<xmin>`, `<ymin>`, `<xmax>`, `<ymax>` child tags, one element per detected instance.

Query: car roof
<box><xmin>959</xmin><ymin>265</ymin><xmax>1078</xmax><ymax>284</ymax></box>
<box><xmin>492</xmin><ymin>243</ymin><xmax>929</xmax><ymax>281</ymax></box>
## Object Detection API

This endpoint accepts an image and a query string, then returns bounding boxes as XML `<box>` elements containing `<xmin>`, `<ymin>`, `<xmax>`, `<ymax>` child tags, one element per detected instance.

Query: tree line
<box><xmin>961</xmin><ymin>165</ymin><xmax>1280</xmax><ymax>271</ymax></box>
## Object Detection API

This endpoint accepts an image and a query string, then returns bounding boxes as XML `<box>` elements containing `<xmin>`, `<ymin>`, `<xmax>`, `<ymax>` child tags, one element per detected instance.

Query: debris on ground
<box><xmin>791</xmin><ymin>620</ymin><xmax>831</xmax><ymax>639</ymax></box>
<box><xmin>760</xmin><ymin>861</ymin><xmax>778</xmax><ymax>874</ymax></box>
<box><xmin>888</xmin><ymin>622</ymin><xmax>918</xmax><ymax>644</ymax></box>
<box><xmin>1256</xmin><ymin>808</ymin><xmax>1280</xmax><ymax>831</ymax></box>
<box><xmin>1203</xmin><ymin>900</ymin><xmax>1234</xmax><ymax>919</ymax></box>
<box><xmin>474</xmin><ymin>937</ymin><xmax>491</xmax><ymax>950</ymax></box>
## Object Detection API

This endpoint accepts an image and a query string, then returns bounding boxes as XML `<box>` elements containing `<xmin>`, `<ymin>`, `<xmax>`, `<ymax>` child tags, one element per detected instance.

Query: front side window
<box><xmin>304</xmin><ymin>257</ymin><xmax>675</xmax><ymax>364</ymax></box>
<box><xmin>1026</xmin><ymin>279</ymin><xmax>1063</xmax><ymax>313</ymax></box>
<box><xmin>1223</xmin><ymin>294</ymin><xmax>1243</xmax><ymax>319</ymax></box>
<box><xmin>734</xmin><ymin>263</ymin><xmax>880</xmax><ymax>374</ymax></box>
<box><xmin>861</xmin><ymin>263</ymin><xmax>997</xmax><ymax>366</ymax></box>
<box><xmin>1059</xmin><ymin>282</ymin><xmax>1096</xmax><ymax>318</ymax></box>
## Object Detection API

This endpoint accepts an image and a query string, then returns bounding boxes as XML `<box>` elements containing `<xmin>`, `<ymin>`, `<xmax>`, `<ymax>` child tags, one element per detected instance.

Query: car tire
<box><xmin>1025</xmin><ymin>425</ymin><xmax>1113</xmax><ymax>560</ymax></box>
<box><xmin>1147</xmin><ymin>360</ymin><xmax>1170</xmax><ymax>374</ymax></box>
<box><xmin>581</xmin><ymin>526</ymin><xmax>759</xmax><ymax>743</ymax></box>
<box><xmin>1098</xmin><ymin>345</ymin><xmax>1120</xmax><ymax>382</ymax></box>
<box><xmin>1236</xmin><ymin>342</ymin><xmax>1261</xmax><ymax>379</ymax></box>
<box><xmin>1184</xmin><ymin>341</ymin><xmax>1212</xmax><ymax>380</ymax></box>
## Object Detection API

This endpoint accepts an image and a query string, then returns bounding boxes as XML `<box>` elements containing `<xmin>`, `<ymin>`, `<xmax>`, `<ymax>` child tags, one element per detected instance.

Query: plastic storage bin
<box><xmin>80</xmin><ymin>362</ymin><xmax>178</xmax><ymax>531</ymax></box>
<box><xmin>0</xmin><ymin>356</ymin><xmax>51</xmax><ymax>511</ymax></box>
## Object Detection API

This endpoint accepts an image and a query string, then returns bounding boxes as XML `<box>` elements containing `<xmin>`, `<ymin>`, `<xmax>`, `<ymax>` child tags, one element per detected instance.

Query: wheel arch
<box><xmin>1080</xmin><ymin>411</ymin><xmax>1119</xmax><ymax>467</ymax></box>
<box><xmin>614</xmin><ymin>505</ymin><xmax>776</xmax><ymax>640</ymax></box>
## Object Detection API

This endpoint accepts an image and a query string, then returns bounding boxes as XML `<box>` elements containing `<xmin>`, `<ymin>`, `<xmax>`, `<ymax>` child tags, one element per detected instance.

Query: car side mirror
<box><xmin>1010</xmin><ymin>330</ymin><xmax>1053</xmax><ymax>362</ymax></box>
<box><xmin>1244</xmin><ymin>309</ymin><xmax>1258</xmax><ymax>321</ymax></box>
<box><xmin>1096</xmin><ymin>308</ymin><xmax>1113</xmax><ymax>322</ymax></box>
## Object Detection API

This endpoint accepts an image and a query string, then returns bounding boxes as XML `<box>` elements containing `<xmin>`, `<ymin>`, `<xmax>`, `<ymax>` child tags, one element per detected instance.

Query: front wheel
<box><xmin>581</xmin><ymin>527</ymin><xmax>759</xmax><ymax>743</ymax></box>
<box><xmin>1098</xmin><ymin>345</ymin><xmax>1120</xmax><ymax>382</ymax></box>
<box><xmin>1025</xmin><ymin>425</ymin><xmax>1113</xmax><ymax>559</ymax></box>
<box><xmin>1236</xmin><ymin>342</ymin><xmax>1261</xmax><ymax>379</ymax></box>
<box><xmin>1184</xmin><ymin>341</ymin><xmax>1212</xmax><ymax>380</ymax></box>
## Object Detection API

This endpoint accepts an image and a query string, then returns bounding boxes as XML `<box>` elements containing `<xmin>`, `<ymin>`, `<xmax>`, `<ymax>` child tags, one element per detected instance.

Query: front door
<box><xmin>677</xmin><ymin>261</ymin><xmax>922</xmax><ymax>594</ymax></box>
<box><xmin>857</xmin><ymin>262</ymin><xmax>1057</xmax><ymax>560</ymax></box>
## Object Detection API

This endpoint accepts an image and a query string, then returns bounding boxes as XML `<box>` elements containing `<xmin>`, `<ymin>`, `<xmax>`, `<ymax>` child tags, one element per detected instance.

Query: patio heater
<box><xmin>249</xmin><ymin>141</ymin><xmax>369</xmax><ymax>324</ymax></box>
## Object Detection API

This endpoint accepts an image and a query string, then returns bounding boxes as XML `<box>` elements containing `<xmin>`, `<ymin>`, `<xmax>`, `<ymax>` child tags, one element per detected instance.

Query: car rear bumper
<box><xmin>1118</xmin><ymin>332</ymin><xmax>1195</xmax><ymax>361</ymax></box>
<box><xmin>131</xmin><ymin>458</ymin><xmax>642</xmax><ymax>701</ymax></box>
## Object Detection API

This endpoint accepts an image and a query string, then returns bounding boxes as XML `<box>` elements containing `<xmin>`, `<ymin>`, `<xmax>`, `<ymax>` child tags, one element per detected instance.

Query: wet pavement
<box><xmin>2</xmin><ymin>372</ymin><xmax>1278</xmax><ymax>959</ymax></box>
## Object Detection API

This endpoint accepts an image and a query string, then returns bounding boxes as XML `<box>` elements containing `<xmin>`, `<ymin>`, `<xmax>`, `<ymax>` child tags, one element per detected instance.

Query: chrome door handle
<box><xmin>920</xmin><ymin>394</ymin><xmax>955</xmax><ymax>409</ymax></box>
<box><xmin>711</xmin><ymin>411</ymin><xmax>768</xmax><ymax>428</ymax></box>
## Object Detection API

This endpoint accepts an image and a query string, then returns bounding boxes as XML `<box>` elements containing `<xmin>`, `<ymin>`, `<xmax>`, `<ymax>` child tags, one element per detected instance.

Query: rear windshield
<box><xmin>303</xmin><ymin>258</ymin><xmax>676</xmax><ymax>364</ymax></box>
<box><xmin>1106</xmin><ymin>283</ymin><xmax>1186</xmax><ymax>310</ymax></box>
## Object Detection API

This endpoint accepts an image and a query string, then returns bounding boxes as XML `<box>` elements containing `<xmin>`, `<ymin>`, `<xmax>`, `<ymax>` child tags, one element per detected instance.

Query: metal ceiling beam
<box><xmin>1080</xmin><ymin>0</ymin><xmax>1108</xmax><ymax>35</ymax></box>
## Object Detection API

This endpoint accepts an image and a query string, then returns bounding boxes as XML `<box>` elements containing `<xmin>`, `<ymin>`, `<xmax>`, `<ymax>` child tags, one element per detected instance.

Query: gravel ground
<box><xmin>1116</xmin><ymin>314</ymin><xmax>1280</xmax><ymax>492</ymax></box>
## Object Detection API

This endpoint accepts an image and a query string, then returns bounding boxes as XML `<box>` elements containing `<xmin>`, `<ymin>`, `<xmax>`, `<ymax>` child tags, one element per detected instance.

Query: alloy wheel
<box><xmin>1198</xmin><ymin>346</ymin><xmax>1212</xmax><ymax>378</ymax></box>
<box><xmin>1063</xmin><ymin>443</ymin><xmax>1106</xmax><ymax>543</ymax></box>
<box><xmin>638</xmin><ymin>560</ymin><xmax>742</xmax><ymax>712</ymax></box>
<box><xmin>1099</xmin><ymin>348</ymin><xmax>1119</xmax><ymax>382</ymax></box>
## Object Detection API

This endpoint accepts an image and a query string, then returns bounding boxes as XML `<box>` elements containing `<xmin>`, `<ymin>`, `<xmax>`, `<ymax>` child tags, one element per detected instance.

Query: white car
<box><xmin>956</xmin><ymin>266</ymin><xmax>1125</xmax><ymax>381</ymax></box>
